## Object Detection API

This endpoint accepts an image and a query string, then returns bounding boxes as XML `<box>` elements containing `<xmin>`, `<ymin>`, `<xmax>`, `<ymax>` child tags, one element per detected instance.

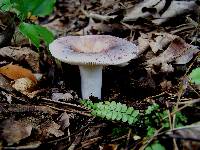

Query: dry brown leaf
<box><xmin>0</xmin><ymin>119</ymin><xmax>32</xmax><ymax>145</ymax></box>
<box><xmin>12</xmin><ymin>77</ymin><xmax>35</xmax><ymax>93</ymax></box>
<box><xmin>146</xmin><ymin>37</ymin><xmax>198</xmax><ymax>66</ymax></box>
<box><xmin>42</xmin><ymin>19</ymin><xmax>65</xmax><ymax>37</ymax></box>
<box><xmin>0</xmin><ymin>47</ymin><xmax>40</xmax><ymax>72</ymax></box>
<box><xmin>166</xmin><ymin>122</ymin><xmax>200</xmax><ymax>150</ymax></box>
<box><xmin>57</xmin><ymin>112</ymin><xmax>70</xmax><ymax>130</ymax></box>
<box><xmin>52</xmin><ymin>92</ymin><xmax>73</xmax><ymax>101</ymax></box>
<box><xmin>123</xmin><ymin>0</ymin><xmax>198</xmax><ymax>25</ymax></box>
<box><xmin>0</xmin><ymin>64</ymin><xmax>37</xmax><ymax>83</ymax></box>
<box><xmin>138</xmin><ymin>32</ymin><xmax>178</xmax><ymax>54</ymax></box>
<box><xmin>101</xmin><ymin>144</ymin><xmax>118</xmax><ymax>150</ymax></box>
<box><xmin>38</xmin><ymin>121</ymin><xmax>64</xmax><ymax>138</ymax></box>
<box><xmin>0</xmin><ymin>74</ymin><xmax>14</xmax><ymax>92</ymax></box>
<box><xmin>76</xmin><ymin>18</ymin><xmax>113</xmax><ymax>35</ymax></box>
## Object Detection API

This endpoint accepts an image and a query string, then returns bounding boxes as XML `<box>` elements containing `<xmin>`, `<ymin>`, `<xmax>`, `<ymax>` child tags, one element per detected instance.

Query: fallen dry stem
<box><xmin>81</xmin><ymin>8</ymin><xmax>117</xmax><ymax>22</ymax></box>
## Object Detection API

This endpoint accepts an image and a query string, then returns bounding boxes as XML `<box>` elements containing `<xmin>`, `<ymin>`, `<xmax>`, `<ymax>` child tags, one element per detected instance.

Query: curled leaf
<box><xmin>0</xmin><ymin>64</ymin><xmax>37</xmax><ymax>83</ymax></box>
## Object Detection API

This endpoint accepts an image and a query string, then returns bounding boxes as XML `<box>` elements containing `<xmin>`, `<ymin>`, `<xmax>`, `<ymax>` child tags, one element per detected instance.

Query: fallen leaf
<box><xmin>146</xmin><ymin>37</ymin><xmax>199</xmax><ymax>67</ymax></box>
<box><xmin>38</xmin><ymin>121</ymin><xmax>64</xmax><ymax>138</ymax></box>
<box><xmin>7</xmin><ymin>141</ymin><xmax>41</xmax><ymax>149</ymax></box>
<box><xmin>42</xmin><ymin>19</ymin><xmax>65</xmax><ymax>37</ymax></box>
<box><xmin>100</xmin><ymin>0</ymin><xmax>116</xmax><ymax>8</ymax></box>
<box><xmin>57</xmin><ymin>112</ymin><xmax>70</xmax><ymax>130</ymax></box>
<box><xmin>0</xmin><ymin>119</ymin><xmax>32</xmax><ymax>145</ymax></box>
<box><xmin>123</xmin><ymin>0</ymin><xmax>198</xmax><ymax>25</ymax></box>
<box><xmin>1</xmin><ymin>91</ymin><xmax>12</xmax><ymax>103</ymax></box>
<box><xmin>52</xmin><ymin>92</ymin><xmax>73</xmax><ymax>102</ymax></box>
<box><xmin>0</xmin><ymin>47</ymin><xmax>40</xmax><ymax>72</ymax></box>
<box><xmin>138</xmin><ymin>32</ymin><xmax>177</xmax><ymax>54</ymax></box>
<box><xmin>76</xmin><ymin>18</ymin><xmax>114</xmax><ymax>35</ymax></box>
<box><xmin>0</xmin><ymin>64</ymin><xmax>37</xmax><ymax>83</ymax></box>
<box><xmin>12</xmin><ymin>77</ymin><xmax>35</xmax><ymax>93</ymax></box>
<box><xmin>100</xmin><ymin>144</ymin><xmax>118</xmax><ymax>150</ymax></box>
<box><xmin>0</xmin><ymin>74</ymin><xmax>14</xmax><ymax>92</ymax></box>
<box><xmin>166</xmin><ymin>122</ymin><xmax>200</xmax><ymax>150</ymax></box>
<box><xmin>175</xmin><ymin>46</ymin><xmax>199</xmax><ymax>64</ymax></box>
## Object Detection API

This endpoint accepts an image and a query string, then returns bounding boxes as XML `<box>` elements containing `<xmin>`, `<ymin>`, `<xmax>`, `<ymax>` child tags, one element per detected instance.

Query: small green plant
<box><xmin>189</xmin><ymin>67</ymin><xmax>200</xmax><ymax>84</ymax></box>
<box><xmin>145</xmin><ymin>141</ymin><xmax>166</xmax><ymax>150</ymax></box>
<box><xmin>0</xmin><ymin>0</ymin><xmax>55</xmax><ymax>48</ymax></box>
<box><xmin>80</xmin><ymin>100</ymin><xmax>140</xmax><ymax>125</ymax></box>
<box><xmin>81</xmin><ymin>99</ymin><xmax>187</xmax><ymax>149</ymax></box>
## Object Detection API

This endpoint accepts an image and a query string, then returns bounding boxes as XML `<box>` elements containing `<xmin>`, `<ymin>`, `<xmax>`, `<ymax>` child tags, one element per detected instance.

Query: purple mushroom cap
<box><xmin>49</xmin><ymin>35</ymin><xmax>138</xmax><ymax>65</ymax></box>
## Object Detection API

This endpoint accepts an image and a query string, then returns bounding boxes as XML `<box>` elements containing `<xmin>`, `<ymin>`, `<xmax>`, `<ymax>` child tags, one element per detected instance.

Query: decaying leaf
<box><xmin>0</xmin><ymin>47</ymin><xmax>40</xmax><ymax>72</ymax></box>
<box><xmin>38</xmin><ymin>121</ymin><xmax>64</xmax><ymax>138</ymax></box>
<box><xmin>144</xmin><ymin>33</ymin><xmax>199</xmax><ymax>72</ymax></box>
<box><xmin>42</xmin><ymin>18</ymin><xmax>65</xmax><ymax>37</ymax></box>
<box><xmin>75</xmin><ymin>18</ymin><xmax>121</xmax><ymax>36</ymax></box>
<box><xmin>57</xmin><ymin>112</ymin><xmax>70</xmax><ymax>130</ymax></box>
<box><xmin>12</xmin><ymin>77</ymin><xmax>35</xmax><ymax>93</ymax></box>
<box><xmin>0</xmin><ymin>64</ymin><xmax>37</xmax><ymax>83</ymax></box>
<box><xmin>138</xmin><ymin>32</ymin><xmax>178</xmax><ymax>54</ymax></box>
<box><xmin>166</xmin><ymin>122</ymin><xmax>200</xmax><ymax>141</ymax></box>
<box><xmin>7</xmin><ymin>141</ymin><xmax>41</xmax><ymax>149</ymax></box>
<box><xmin>52</xmin><ymin>92</ymin><xmax>73</xmax><ymax>102</ymax></box>
<box><xmin>123</xmin><ymin>0</ymin><xmax>198</xmax><ymax>25</ymax></box>
<box><xmin>0</xmin><ymin>74</ymin><xmax>14</xmax><ymax>92</ymax></box>
<box><xmin>100</xmin><ymin>144</ymin><xmax>118</xmax><ymax>150</ymax></box>
<box><xmin>1</xmin><ymin>91</ymin><xmax>12</xmax><ymax>103</ymax></box>
<box><xmin>166</xmin><ymin>122</ymin><xmax>200</xmax><ymax>150</ymax></box>
<box><xmin>0</xmin><ymin>119</ymin><xmax>32</xmax><ymax>145</ymax></box>
<box><xmin>146</xmin><ymin>37</ymin><xmax>199</xmax><ymax>66</ymax></box>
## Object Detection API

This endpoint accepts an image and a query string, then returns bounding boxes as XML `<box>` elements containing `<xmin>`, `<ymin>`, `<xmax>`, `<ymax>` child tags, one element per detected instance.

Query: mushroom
<box><xmin>49</xmin><ymin>35</ymin><xmax>138</xmax><ymax>99</ymax></box>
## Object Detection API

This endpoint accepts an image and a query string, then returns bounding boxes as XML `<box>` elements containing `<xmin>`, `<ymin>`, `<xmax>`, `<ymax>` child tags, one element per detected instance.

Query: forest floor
<box><xmin>0</xmin><ymin>0</ymin><xmax>200</xmax><ymax>150</ymax></box>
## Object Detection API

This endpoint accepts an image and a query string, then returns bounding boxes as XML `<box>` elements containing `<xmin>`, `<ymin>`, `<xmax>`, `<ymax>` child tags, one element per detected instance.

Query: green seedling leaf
<box><xmin>91</xmin><ymin>110</ymin><xmax>97</xmax><ymax>116</ymax></box>
<box><xmin>86</xmin><ymin>100</ymin><xmax>93</xmax><ymax>106</ymax></box>
<box><xmin>131</xmin><ymin>110</ymin><xmax>139</xmax><ymax>118</ymax></box>
<box><xmin>189</xmin><ymin>67</ymin><xmax>200</xmax><ymax>84</ymax></box>
<box><xmin>110</xmin><ymin>101</ymin><xmax>117</xmax><ymax>110</ymax></box>
<box><xmin>101</xmin><ymin>109</ymin><xmax>108</xmax><ymax>118</ymax></box>
<box><xmin>104</xmin><ymin>105</ymin><xmax>109</xmax><ymax>110</ymax></box>
<box><xmin>19</xmin><ymin>22</ymin><xmax>54</xmax><ymax>48</ymax></box>
<box><xmin>112</xmin><ymin>112</ymin><xmax>118</xmax><ymax>120</ymax></box>
<box><xmin>106</xmin><ymin>111</ymin><xmax>112</xmax><ymax>120</ymax></box>
<box><xmin>105</xmin><ymin>101</ymin><xmax>110</xmax><ymax>105</ymax></box>
<box><xmin>122</xmin><ymin>114</ymin><xmax>128</xmax><ymax>122</ymax></box>
<box><xmin>97</xmin><ymin>102</ymin><xmax>104</xmax><ymax>110</ymax></box>
<box><xmin>145</xmin><ymin>142</ymin><xmax>166</xmax><ymax>150</ymax></box>
<box><xmin>93</xmin><ymin>103</ymin><xmax>98</xmax><ymax>110</ymax></box>
<box><xmin>128</xmin><ymin>116</ymin><xmax>134</xmax><ymax>125</ymax></box>
<box><xmin>147</xmin><ymin>127</ymin><xmax>156</xmax><ymax>137</ymax></box>
<box><xmin>126</xmin><ymin>107</ymin><xmax>134</xmax><ymax>114</ymax></box>
<box><xmin>116</xmin><ymin>102</ymin><xmax>122</xmax><ymax>112</ymax></box>
<box><xmin>10</xmin><ymin>0</ymin><xmax>56</xmax><ymax>19</ymax></box>
<box><xmin>121</xmin><ymin>104</ymin><xmax>127</xmax><ymax>112</ymax></box>
<box><xmin>80</xmin><ymin>99</ymin><xmax>86</xmax><ymax>105</ymax></box>
<box><xmin>96</xmin><ymin>110</ymin><xmax>102</xmax><ymax>117</ymax></box>
<box><xmin>116</xmin><ymin>112</ymin><xmax>122</xmax><ymax>121</ymax></box>
<box><xmin>0</xmin><ymin>0</ymin><xmax>12</xmax><ymax>11</ymax></box>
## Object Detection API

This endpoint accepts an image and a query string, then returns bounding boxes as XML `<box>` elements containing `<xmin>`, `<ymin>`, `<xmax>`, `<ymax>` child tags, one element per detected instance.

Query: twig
<box><xmin>125</xmin><ymin>129</ymin><xmax>132</xmax><ymax>150</ymax></box>
<box><xmin>81</xmin><ymin>8</ymin><xmax>117</xmax><ymax>22</ymax></box>
<box><xmin>139</xmin><ymin>127</ymin><xmax>163</xmax><ymax>150</ymax></box>
<box><xmin>47</xmin><ymin>105</ymin><xmax>91</xmax><ymax>117</ymax></box>
<box><xmin>111</xmin><ymin>135</ymin><xmax>127</xmax><ymax>142</ymax></box>
<box><xmin>40</xmin><ymin>97</ymin><xmax>89</xmax><ymax>110</ymax></box>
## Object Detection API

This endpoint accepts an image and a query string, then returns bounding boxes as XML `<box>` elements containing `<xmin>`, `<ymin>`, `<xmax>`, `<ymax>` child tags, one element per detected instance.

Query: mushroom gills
<box><xmin>79</xmin><ymin>65</ymin><xmax>103</xmax><ymax>99</ymax></box>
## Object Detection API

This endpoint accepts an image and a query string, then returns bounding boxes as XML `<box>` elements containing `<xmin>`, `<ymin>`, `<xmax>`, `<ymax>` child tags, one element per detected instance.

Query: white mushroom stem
<box><xmin>79</xmin><ymin>65</ymin><xmax>103</xmax><ymax>99</ymax></box>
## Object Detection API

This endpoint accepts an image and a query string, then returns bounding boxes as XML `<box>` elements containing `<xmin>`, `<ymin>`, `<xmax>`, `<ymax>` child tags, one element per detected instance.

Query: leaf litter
<box><xmin>0</xmin><ymin>0</ymin><xmax>200</xmax><ymax>149</ymax></box>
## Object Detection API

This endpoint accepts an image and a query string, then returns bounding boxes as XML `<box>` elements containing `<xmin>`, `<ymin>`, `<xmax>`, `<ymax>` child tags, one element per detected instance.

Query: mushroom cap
<box><xmin>49</xmin><ymin>35</ymin><xmax>139</xmax><ymax>65</ymax></box>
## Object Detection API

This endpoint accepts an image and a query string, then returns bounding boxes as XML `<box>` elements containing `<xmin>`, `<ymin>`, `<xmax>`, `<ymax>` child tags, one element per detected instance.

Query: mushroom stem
<box><xmin>79</xmin><ymin>65</ymin><xmax>103</xmax><ymax>99</ymax></box>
